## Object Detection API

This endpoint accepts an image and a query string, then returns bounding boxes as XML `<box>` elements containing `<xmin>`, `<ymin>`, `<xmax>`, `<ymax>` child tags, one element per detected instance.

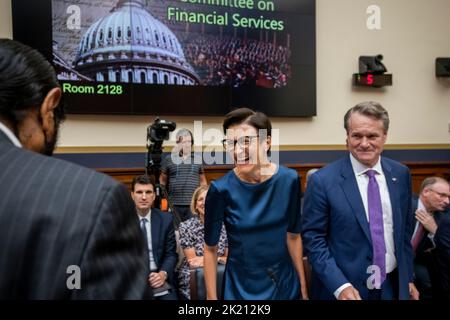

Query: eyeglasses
<box><xmin>177</xmin><ymin>139</ymin><xmax>192</xmax><ymax>145</ymax></box>
<box><xmin>429</xmin><ymin>188</ymin><xmax>450</xmax><ymax>199</ymax></box>
<box><xmin>222</xmin><ymin>136</ymin><xmax>259</xmax><ymax>149</ymax></box>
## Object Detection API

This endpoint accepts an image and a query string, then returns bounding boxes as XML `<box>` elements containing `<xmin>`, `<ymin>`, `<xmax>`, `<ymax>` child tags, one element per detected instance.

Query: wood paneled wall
<box><xmin>99</xmin><ymin>162</ymin><xmax>450</xmax><ymax>195</ymax></box>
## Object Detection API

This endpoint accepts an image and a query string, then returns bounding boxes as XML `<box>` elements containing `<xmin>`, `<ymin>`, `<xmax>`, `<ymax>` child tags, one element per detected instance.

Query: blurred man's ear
<box><xmin>40</xmin><ymin>87</ymin><xmax>61</xmax><ymax>132</ymax></box>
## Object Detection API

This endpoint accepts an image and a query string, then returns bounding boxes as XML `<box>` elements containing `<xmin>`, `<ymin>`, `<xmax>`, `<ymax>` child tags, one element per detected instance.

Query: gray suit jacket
<box><xmin>0</xmin><ymin>132</ymin><xmax>151</xmax><ymax>299</ymax></box>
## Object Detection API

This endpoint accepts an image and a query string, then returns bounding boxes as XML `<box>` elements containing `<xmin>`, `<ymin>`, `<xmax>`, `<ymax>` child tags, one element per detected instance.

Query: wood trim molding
<box><xmin>99</xmin><ymin>162</ymin><xmax>450</xmax><ymax>195</ymax></box>
<box><xmin>55</xmin><ymin>144</ymin><xmax>450</xmax><ymax>153</ymax></box>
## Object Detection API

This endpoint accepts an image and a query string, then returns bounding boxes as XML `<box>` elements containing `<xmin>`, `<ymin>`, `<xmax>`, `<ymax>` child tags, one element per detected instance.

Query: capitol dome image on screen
<box><xmin>52</xmin><ymin>0</ymin><xmax>293</xmax><ymax>89</ymax></box>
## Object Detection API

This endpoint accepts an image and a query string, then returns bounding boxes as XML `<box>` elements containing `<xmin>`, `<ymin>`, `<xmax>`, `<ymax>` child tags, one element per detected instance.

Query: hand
<box><xmin>148</xmin><ymin>271</ymin><xmax>166</xmax><ymax>289</ymax></box>
<box><xmin>217</xmin><ymin>257</ymin><xmax>227</xmax><ymax>264</ymax></box>
<box><xmin>409</xmin><ymin>283</ymin><xmax>420</xmax><ymax>300</ymax></box>
<box><xmin>301</xmin><ymin>286</ymin><xmax>309</xmax><ymax>300</ymax></box>
<box><xmin>206</xmin><ymin>294</ymin><xmax>218</xmax><ymax>300</ymax></box>
<box><xmin>415</xmin><ymin>209</ymin><xmax>438</xmax><ymax>234</ymax></box>
<box><xmin>338</xmin><ymin>286</ymin><xmax>362</xmax><ymax>300</ymax></box>
<box><xmin>188</xmin><ymin>256</ymin><xmax>204</xmax><ymax>269</ymax></box>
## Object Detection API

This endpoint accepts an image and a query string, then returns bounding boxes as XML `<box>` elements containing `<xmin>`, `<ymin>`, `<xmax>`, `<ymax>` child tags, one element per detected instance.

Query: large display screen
<box><xmin>12</xmin><ymin>0</ymin><xmax>316</xmax><ymax>116</ymax></box>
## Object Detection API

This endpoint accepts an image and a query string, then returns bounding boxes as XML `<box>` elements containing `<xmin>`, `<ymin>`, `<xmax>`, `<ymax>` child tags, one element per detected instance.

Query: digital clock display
<box><xmin>352</xmin><ymin>73</ymin><xmax>392</xmax><ymax>88</ymax></box>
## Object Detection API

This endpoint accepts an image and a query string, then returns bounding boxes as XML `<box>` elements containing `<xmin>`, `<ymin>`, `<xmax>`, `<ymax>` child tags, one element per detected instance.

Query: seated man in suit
<box><xmin>412</xmin><ymin>177</ymin><xmax>450</xmax><ymax>299</ymax></box>
<box><xmin>0</xmin><ymin>39</ymin><xmax>150</xmax><ymax>299</ymax></box>
<box><xmin>131</xmin><ymin>175</ymin><xmax>178</xmax><ymax>300</ymax></box>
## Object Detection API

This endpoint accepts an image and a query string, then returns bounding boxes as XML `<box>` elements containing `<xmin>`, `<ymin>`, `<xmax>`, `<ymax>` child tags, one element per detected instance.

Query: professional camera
<box><xmin>147</xmin><ymin>118</ymin><xmax>177</xmax><ymax>143</ymax></box>
<box><xmin>145</xmin><ymin>118</ymin><xmax>176</xmax><ymax>209</ymax></box>
<box><xmin>146</xmin><ymin>118</ymin><xmax>176</xmax><ymax>170</ymax></box>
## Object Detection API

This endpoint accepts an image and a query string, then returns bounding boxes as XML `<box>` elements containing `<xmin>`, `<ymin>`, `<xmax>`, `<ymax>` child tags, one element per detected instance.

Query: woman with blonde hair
<box><xmin>177</xmin><ymin>185</ymin><xmax>228</xmax><ymax>299</ymax></box>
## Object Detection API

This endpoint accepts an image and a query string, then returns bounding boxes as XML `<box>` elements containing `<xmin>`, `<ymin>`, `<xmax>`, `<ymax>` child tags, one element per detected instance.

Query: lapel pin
<box><xmin>392</xmin><ymin>177</ymin><xmax>397</xmax><ymax>182</ymax></box>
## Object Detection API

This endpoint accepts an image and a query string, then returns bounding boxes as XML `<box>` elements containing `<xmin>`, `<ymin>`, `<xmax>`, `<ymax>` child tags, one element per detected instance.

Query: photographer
<box><xmin>160</xmin><ymin>129</ymin><xmax>207</xmax><ymax>223</ymax></box>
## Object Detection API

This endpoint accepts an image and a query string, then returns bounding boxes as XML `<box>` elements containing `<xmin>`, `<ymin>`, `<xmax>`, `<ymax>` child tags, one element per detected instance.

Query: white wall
<box><xmin>0</xmin><ymin>0</ymin><xmax>11</xmax><ymax>38</ymax></box>
<box><xmin>1</xmin><ymin>0</ymin><xmax>449</xmax><ymax>149</ymax></box>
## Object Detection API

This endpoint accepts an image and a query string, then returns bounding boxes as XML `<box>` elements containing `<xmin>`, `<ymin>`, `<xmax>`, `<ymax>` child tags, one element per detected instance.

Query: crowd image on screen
<box><xmin>182</xmin><ymin>34</ymin><xmax>291</xmax><ymax>88</ymax></box>
<box><xmin>147</xmin><ymin>1</ymin><xmax>292</xmax><ymax>88</ymax></box>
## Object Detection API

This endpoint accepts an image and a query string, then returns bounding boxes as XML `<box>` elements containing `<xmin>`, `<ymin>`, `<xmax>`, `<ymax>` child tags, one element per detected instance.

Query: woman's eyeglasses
<box><xmin>222</xmin><ymin>136</ymin><xmax>259</xmax><ymax>149</ymax></box>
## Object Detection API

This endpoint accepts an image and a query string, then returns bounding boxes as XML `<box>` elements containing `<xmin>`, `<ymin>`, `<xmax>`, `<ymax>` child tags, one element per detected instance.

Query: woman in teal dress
<box><xmin>204</xmin><ymin>108</ymin><xmax>308</xmax><ymax>300</ymax></box>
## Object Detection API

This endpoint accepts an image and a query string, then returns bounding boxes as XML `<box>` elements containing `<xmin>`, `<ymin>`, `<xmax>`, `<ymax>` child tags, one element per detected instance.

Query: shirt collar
<box><xmin>349</xmin><ymin>153</ymin><xmax>383</xmax><ymax>176</ymax></box>
<box><xmin>417</xmin><ymin>198</ymin><xmax>426</xmax><ymax>212</ymax></box>
<box><xmin>137</xmin><ymin>209</ymin><xmax>152</xmax><ymax>221</ymax></box>
<box><xmin>0</xmin><ymin>122</ymin><xmax>22</xmax><ymax>147</ymax></box>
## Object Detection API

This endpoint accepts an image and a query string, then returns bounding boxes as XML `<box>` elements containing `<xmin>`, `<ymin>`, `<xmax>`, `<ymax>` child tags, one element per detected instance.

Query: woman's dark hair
<box><xmin>0</xmin><ymin>39</ymin><xmax>66</xmax><ymax>125</ymax></box>
<box><xmin>223</xmin><ymin>107</ymin><xmax>272</xmax><ymax>136</ymax></box>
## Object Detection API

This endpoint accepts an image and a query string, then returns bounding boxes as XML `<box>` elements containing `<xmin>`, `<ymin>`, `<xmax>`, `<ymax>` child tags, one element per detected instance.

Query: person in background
<box><xmin>411</xmin><ymin>177</ymin><xmax>450</xmax><ymax>299</ymax></box>
<box><xmin>204</xmin><ymin>107</ymin><xmax>308</xmax><ymax>300</ymax></box>
<box><xmin>160</xmin><ymin>128</ymin><xmax>207</xmax><ymax>224</ymax></box>
<box><xmin>0</xmin><ymin>39</ymin><xmax>150</xmax><ymax>299</ymax></box>
<box><xmin>301</xmin><ymin>167</ymin><xmax>319</xmax><ymax>213</ymax></box>
<box><xmin>302</xmin><ymin>101</ymin><xmax>419</xmax><ymax>300</ymax></box>
<box><xmin>305</xmin><ymin>168</ymin><xmax>319</xmax><ymax>190</ymax></box>
<box><xmin>177</xmin><ymin>185</ymin><xmax>228</xmax><ymax>300</ymax></box>
<box><xmin>131</xmin><ymin>175</ymin><xmax>178</xmax><ymax>300</ymax></box>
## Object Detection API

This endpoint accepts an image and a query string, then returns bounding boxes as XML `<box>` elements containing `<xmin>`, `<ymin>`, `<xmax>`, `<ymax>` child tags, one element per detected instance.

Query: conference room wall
<box><xmin>1</xmin><ymin>0</ymin><xmax>449</xmax><ymax>152</ymax></box>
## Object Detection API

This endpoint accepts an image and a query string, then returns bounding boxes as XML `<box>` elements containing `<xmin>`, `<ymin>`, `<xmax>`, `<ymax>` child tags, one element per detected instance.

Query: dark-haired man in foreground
<box><xmin>0</xmin><ymin>39</ymin><xmax>150</xmax><ymax>299</ymax></box>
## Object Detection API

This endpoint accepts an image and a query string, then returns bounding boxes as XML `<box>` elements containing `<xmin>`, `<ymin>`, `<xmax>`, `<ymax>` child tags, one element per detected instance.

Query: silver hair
<box><xmin>344</xmin><ymin>101</ymin><xmax>390</xmax><ymax>134</ymax></box>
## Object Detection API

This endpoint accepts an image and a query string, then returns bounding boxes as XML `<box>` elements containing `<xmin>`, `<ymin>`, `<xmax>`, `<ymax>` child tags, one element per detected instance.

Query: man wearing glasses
<box><xmin>411</xmin><ymin>177</ymin><xmax>450</xmax><ymax>299</ymax></box>
<box><xmin>160</xmin><ymin>128</ymin><xmax>207</xmax><ymax>224</ymax></box>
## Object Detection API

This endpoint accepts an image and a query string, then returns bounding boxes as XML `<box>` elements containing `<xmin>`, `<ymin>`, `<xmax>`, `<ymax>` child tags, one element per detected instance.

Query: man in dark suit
<box><xmin>131</xmin><ymin>175</ymin><xmax>178</xmax><ymax>300</ymax></box>
<box><xmin>435</xmin><ymin>209</ymin><xmax>450</xmax><ymax>299</ymax></box>
<box><xmin>302</xmin><ymin>101</ymin><xmax>419</xmax><ymax>300</ymax></box>
<box><xmin>411</xmin><ymin>177</ymin><xmax>450</xmax><ymax>299</ymax></box>
<box><xmin>0</xmin><ymin>39</ymin><xmax>151</xmax><ymax>299</ymax></box>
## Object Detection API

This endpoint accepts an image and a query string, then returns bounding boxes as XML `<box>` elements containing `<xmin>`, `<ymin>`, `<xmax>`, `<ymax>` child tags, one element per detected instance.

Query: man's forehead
<box><xmin>226</xmin><ymin>126</ymin><xmax>258</xmax><ymax>136</ymax></box>
<box><xmin>134</xmin><ymin>183</ymin><xmax>154</xmax><ymax>191</ymax></box>
<box><xmin>348</xmin><ymin>120</ymin><xmax>385</xmax><ymax>133</ymax></box>
<box><xmin>432</xmin><ymin>182</ymin><xmax>450</xmax><ymax>192</ymax></box>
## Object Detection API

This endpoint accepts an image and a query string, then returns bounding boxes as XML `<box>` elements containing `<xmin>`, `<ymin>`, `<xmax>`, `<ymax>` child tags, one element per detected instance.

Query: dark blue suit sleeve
<box><xmin>287</xmin><ymin>174</ymin><xmax>302</xmax><ymax>234</ymax></box>
<box><xmin>160</xmin><ymin>214</ymin><xmax>177</xmax><ymax>279</ymax></box>
<box><xmin>204</xmin><ymin>181</ymin><xmax>225</xmax><ymax>246</ymax></box>
<box><xmin>436</xmin><ymin>211</ymin><xmax>450</xmax><ymax>249</ymax></box>
<box><xmin>301</xmin><ymin>172</ymin><xmax>349</xmax><ymax>295</ymax></box>
<box><xmin>434</xmin><ymin>212</ymin><xmax>450</xmax><ymax>296</ymax></box>
<box><xmin>74</xmin><ymin>183</ymin><xmax>152</xmax><ymax>299</ymax></box>
<box><xmin>404</xmin><ymin>171</ymin><xmax>415</xmax><ymax>282</ymax></box>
